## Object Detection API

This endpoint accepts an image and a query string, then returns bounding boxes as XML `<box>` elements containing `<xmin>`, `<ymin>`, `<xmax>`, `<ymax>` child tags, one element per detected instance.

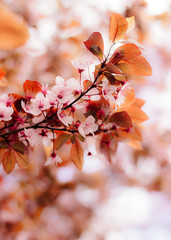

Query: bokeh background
<box><xmin>0</xmin><ymin>0</ymin><xmax>171</xmax><ymax>239</ymax></box>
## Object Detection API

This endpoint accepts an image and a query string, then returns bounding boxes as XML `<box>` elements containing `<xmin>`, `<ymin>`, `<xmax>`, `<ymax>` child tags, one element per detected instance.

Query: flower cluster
<box><xmin>0</xmin><ymin>13</ymin><xmax>151</xmax><ymax>173</ymax></box>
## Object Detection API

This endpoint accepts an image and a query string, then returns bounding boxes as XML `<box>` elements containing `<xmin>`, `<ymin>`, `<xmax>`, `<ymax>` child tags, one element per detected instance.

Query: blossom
<box><xmin>36</xmin><ymin>129</ymin><xmax>56</xmax><ymax>146</ymax></box>
<box><xmin>0</xmin><ymin>102</ymin><xmax>13</xmax><ymax>121</ymax></box>
<box><xmin>71</xmin><ymin>55</ymin><xmax>93</xmax><ymax>72</ymax></box>
<box><xmin>19</xmin><ymin>128</ymin><xmax>38</xmax><ymax>147</ymax></box>
<box><xmin>115</xmin><ymin>82</ymin><xmax>131</xmax><ymax>107</ymax></box>
<box><xmin>21</xmin><ymin>93</ymin><xmax>50</xmax><ymax>115</ymax></box>
<box><xmin>0</xmin><ymin>93</ymin><xmax>13</xmax><ymax>107</ymax></box>
<box><xmin>78</xmin><ymin>115</ymin><xmax>98</xmax><ymax>138</ymax></box>
<box><xmin>51</xmin><ymin>76</ymin><xmax>75</xmax><ymax>104</ymax></box>
<box><xmin>44</xmin><ymin>152</ymin><xmax>62</xmax><ymax>166</ymax></box>
<box><xmin>57</xmin><ymin>109</ymin><xmax>73</xmax><ymax>126</ymax></box>
<box><xmin>102</xmin><ymin>79</ymin><xmax>116</xmax><ymax>102</ymax></box>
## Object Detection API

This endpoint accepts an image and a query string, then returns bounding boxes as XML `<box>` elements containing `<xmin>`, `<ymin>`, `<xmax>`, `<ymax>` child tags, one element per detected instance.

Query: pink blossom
<box><xmin>21</xmin><ymin>93</ymin><xmax>50</xmax><ymax>115</ymax></box>
<box><xmin>19</xmin><ymin>128</ymin><xmax>38</xmax><ymax>147</ymax></box>
<box><xmin>102</xmin><ymin>79</ymin><xmax>116</xmax><ymax>102</ymax></box>
<box><xmin>0</xmin><ymin>93</ymin><xmax>13</xmax><ymax>107</ymax></box>
<box><xmin>36</xmin><ymin>129</ymin><xmax>56</xmax><ymax>146</ymax></box>
<box><xmin>78</xmin><ymin>115</ymin><xmax>98</xmax><ymax>138</ymax></box>
<box><xmin>116</xmin><ymin>82</ymin><xmax>131</xmax><ymax>107</ymax></box>
<box><xmin>0</xmin><ymin>102</ymin><xmax>13</xmax><ymax>121</ymax></box>
<box><xmin>44</xmin><ymin>152</ymin><xmax>62</xmax><ymax>166</ymax></box>
<box><xmin>57</xmin><ymin>109</ymin><xmax>73</xmax><ymax>126</ymax></box>
<box><xmin>52</xmin><ymin>76</ymin><xmax>74</xmax><ymax>104</ymax></box>
<box><xmin>71</xmin><ymin>55</ymin><xmax>93</xmax><ymax>71</ymax></box>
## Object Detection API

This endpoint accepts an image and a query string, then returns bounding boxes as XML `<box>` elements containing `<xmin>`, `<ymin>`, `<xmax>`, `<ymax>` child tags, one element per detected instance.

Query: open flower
<box><xmin>78</xmin><ymin>115</ymin><xmax>98</xmax><ymax>138</ymax></box>
<box><xmin>102</xmin><ymin>79</ymin><xmax>116</xmax><ymax>102</ymax></box>
<box><xmin>57</xmin><ymin>109</ymin><xmax>73</xmax><ymax>126</ymax></box>
<box><xmin>0</xmin><ymin>102</ymin><xmax>13</xmax><ymax>121</ymax></box>
<box><xmin>44</xmin><ymin>152</ymin><xmax>62</xmax><ymax>166</ymax></box>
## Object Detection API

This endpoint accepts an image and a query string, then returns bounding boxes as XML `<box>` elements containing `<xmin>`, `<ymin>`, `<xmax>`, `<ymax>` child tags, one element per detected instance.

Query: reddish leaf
<box><xmin>0</xmin><ymin>3</ymin><xmax>30</xmax><ymax>50</ymax></box>
<box><xmin>109</xmin><ymin>13</ymin><xmax>128</xmax><ymax>42</ymax></box>
<box><xmin>13</xmin><ymin>151</ymin><xmax>29</xmax><ymax>169</ymax></box>
<box><xmin>84</xmin><ymin>32</ymin><xmax>104</xmax><ymax>59</ymax></box>
<box><xmin>114</xmin><ymin>44</ymin><xmax>141</xmax><ymax>61</ymax></box>
<box><xmin>0</xmin><ymin>68</ymin><xmax>6</xmax><ymax>80</ymax></box>
<box><xmin>117</xmin><ymin>55</ymin><xmax>152</xmax><ymax>76</ymax></box>
<box><xmin>83</xmin><ymin>80</ymin><xmax>92</xmax><ymax>91</ymax></box>
<box><xmin>23</xmin><ymin>80</ymin><xmax>42</xmax><ymax>98</ymax></box>
<box><xmin>2</xmin><ymin>149</ymin><xmax>15</xmax><ymax>174</ymax></box>
<box><xmin>109</xmin><ymin>111</ymin><xmax>133</xmax><ymax>128</ymax></box>
<box><xmin>70</xmin><ymin>138</ymin><xmax>84</xmax><ymax>170</ymax></box>
<box><xmin>54</xmin><ymin>133</ymin><xmax>71</xmax><ymax>151</ymax></box>
<box><xmin>0</xmin><ymin>149</ymin><xmax>7</xmax><ymax>163</ymax></box>
<box><xmin>105</xmin><ymin>63</ymin><xmax>122</xmax><ymax>74</ymax></box>
<box><xmin>100</xmin><ymin>133</ymin><xmax>118</xmax><ymax>162</ymax></box>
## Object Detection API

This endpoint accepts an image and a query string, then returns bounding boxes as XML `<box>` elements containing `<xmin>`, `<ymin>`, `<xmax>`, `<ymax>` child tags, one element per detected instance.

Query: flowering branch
<box><xmin>0</xmin><ymin>13</ymin><xmax>152</xmax><ymax>173</ymax></box>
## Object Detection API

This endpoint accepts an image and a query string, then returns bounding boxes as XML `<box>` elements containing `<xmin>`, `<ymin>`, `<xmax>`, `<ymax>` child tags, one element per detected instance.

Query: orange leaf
<box><xmin>109</xmin><ymin>13</ymin><xmax>128</xmax><ymax>42</ymax></box>
<box><xmin>13</xmin><ymin>151</ymin><xmax>29</xmax><ymax>169</ymax></box>
<box><xmin>114</xmin><ymin>43</ymin><xmax>141</xmax><ymax>61</ymax></box>
<box><xmin>54</xmin><ymin>133</ymin><xmax>71</xmax><ymax>151</ymax></box>
<box><xmin>117</xmin><ymin>126</ymin><xmax>142</xmax><ymax>141</ymax></box>
<box><xmin>70</xmin><ymin>138</ymin><xmax>84</xmax><ymax>170</ymax></box>
<box><xmin>133</xmin><ymin>98</ymin><xmax>146</xmax><ymax>108</ymax></box>
<box><xmin>109</xmin><ymin>111</ymin><xmax>133</xmax><ymax>128</ymax></box>
<box><xmin>127</xmin><ymin>141</ymin><xmax>142</xmax><ymax>150</ymax></box>
<box><xmin>0</xmin><ymin>68</ymin><xmax>6</xmax><ymax>80</ymax></box>
<box><xmin>126</xmin><ymin>105</ymin><xmax>149</xmax><ymax>123</ymax></box>
<box><xmin>2</xmin><ymin>149</ymin><xmax>15</xmax><ymax>174</ymax></box>
<box><xmin>0</xmin><ymin>149</ymin><xmax>7</xmax><ymax>163</ymax></box>
<box><xmin>84</xmin><ymin>32</ymin><xmax>104</xmax><ymax>59</ymax></box>
<box><xmin>117</xmin><ymin>87</ymin><xmax>135</xmax><ymax>109</ymax></box>
<box><xmin>117</xmin><ymin>55</ymin><xmax>152</xmax><ymax>76</ymax></box>
<box><xmin>0</xmin><ymin>3</ymin><xmax>30</xmax><ymax>50</ymax></box>
<box><xmin>23</xmin><ymin>80</ymin><xmax>42</xmax><ymax>98</ymax></box>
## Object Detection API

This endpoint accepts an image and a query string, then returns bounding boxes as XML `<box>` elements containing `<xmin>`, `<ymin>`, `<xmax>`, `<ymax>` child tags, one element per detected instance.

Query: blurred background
<box><xmin>0</xmin><ymin>0</ymin><xmax>171</xmax><ymax>239</ymax></box>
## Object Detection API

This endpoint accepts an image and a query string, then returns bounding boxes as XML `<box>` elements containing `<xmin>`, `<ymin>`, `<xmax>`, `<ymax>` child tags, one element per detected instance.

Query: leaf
<box><xmin>133</xmin><ymin>98</ymin><xmax>146</xmax><ymax>108</ymax></box>
<box><xmin>2</xmin><ymin>149</ymin><xmax>15</xmax><ymax>174</ymax></box>
<box><xmin>23</xmin><ymin>80</ymin><xmax>42</xmax><ymax>98</ymax></box>
<box><xmin>83</xmin><ymin>80</ymin><xmax>92</xmax><ymax>91</ymax></box>
<box><xmin>126</xmin><ymin>105</ymin><xmax>149</xmax><ymax>123</ymax></box>
<box><xmin>117</xmin><ymin>55</ymin><xmax>152</xmax><ymax>76</ymax></box>
<box><xmin>109</xmin><ymin>13</ymin><xmax>128</xmax><ymax>42</ymax></box>
<box><xmin>114</xmin><ymin>43</ymin><xmax>141</xmax><ymax>61</ymax></box>
<box><xmin>13</xmin><ymin>151</ymin><xmax>29</xmax><ymax>169</ymax></box>
<box><xmin>0</xmin><ymin>68</ymin><xmax>6</xmax><ymax>80</ymax></box>
<box><xmin>84</xmin><ymin>32</ymin><xmax>104</xmax><ymax>59</ymax></box>
<box><xmin>117</xmin><ymin>126</ymin><xmax>142</xmax><ymax>141</ymax></box>
<box><xmin>12</xmin><ymin>142</ymin><xmax>25</xmax><ymax>154</ymax></box>
<box><xmin>70</xmin><ymin>138</ymin><xmax>84</xmax><ymax>170</ymax></box>
<box><xmin>109</xmin><ymin>111</ymin><xmax>133</xmax><ymax>128</ymax></box>
<box><xmin>105</xmin><ymin>63</ymin><xmax>122</xmax><ymax>74</ymax></box>
<box><xmin>54</xmin><ymin>133</ymin><xmax>71</xmax><ymax>151</ymax></box>
<box><xmin>0</xmin><ymin>3</ymin><xmax>30</xmax><ymax>50</ymax></box>
<box><xmin>0</xmin><ymin>149</ymin><xmax>7</xmax><ymax>163</ymax></box>
<box><xmin>127</xmin><ymin>140</ymin><xmax>142</xmax><ymax>150</ymax></box>
<box><xmin>126</xmin><ymin>16</ymin><xmax>135</xmax><ymax>32</ymax></box>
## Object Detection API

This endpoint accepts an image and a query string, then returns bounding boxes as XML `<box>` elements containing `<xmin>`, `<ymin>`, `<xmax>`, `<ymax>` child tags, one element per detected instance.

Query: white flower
<box><xmin>51</xmin><ymin>76</ymin><xmax>76</xmax><ymax>104</ymax></box>
<box><xmin>78</xmin><ymin>115</ymin><xmax>98</xmax><ymax>138</ymax></box>
<box><xmin>45</xmin><ymin>152</ymin><xmax>62</xmax><ymax>166</ymax></box>
<box><xmin>36</xmin><ymin>129</ymin><xmax>56</xmax><ymax>146</ymax></box>
<box><xmin>102</xmin><ymin>79</ymin><xmax>116</xmax><ymax>102</ymax></box>
<box><xmin>0</xmin><ymin>102</ymin><xmax>13</xmax><ymax>121</ymax></box>
<box><xmin>0</xmin><ymin>93</ymin><xmax>13</xmax><ymax>107</ymax></box>
<box><xmin>21</xmin><ymin>93</ymin><xmax>50</xmax><ymax>115</ymax></box>
<box><xmin>57</xmin><ymin>109</ymin><xmax>73</xmax><ymax>126</ymax></box>
<box><xmin>116</xmin><ymin>82</ymin><xmax>131</xmax><ymax>107</ymax></box>
<box><xmin>71</xmin><ymin>55</ymin><xmax>93</xmax><ymax>71</ymax></box>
